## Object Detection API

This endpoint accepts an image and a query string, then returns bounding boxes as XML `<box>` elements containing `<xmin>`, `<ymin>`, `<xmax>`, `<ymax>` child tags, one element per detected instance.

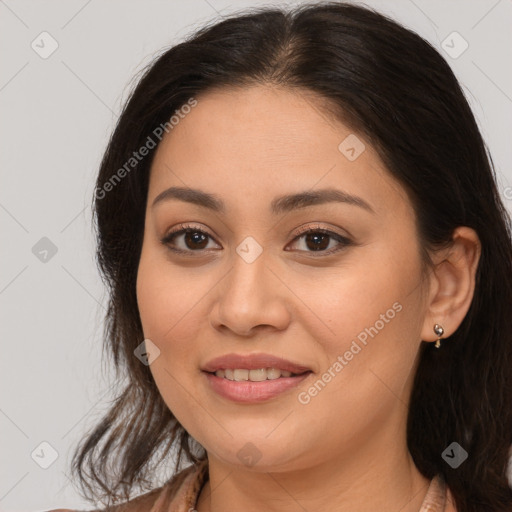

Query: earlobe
<box><xmin>421</xmin><ymin>226</ymin><xmax>481</xmax><ymax>344</ymax></box>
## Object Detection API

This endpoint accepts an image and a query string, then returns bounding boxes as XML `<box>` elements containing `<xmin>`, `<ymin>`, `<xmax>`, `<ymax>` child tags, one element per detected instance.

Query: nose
<box><xmin>209</xmin><ymin>246</ymin><xmax>291</xmax><ymax>337</ymax></box>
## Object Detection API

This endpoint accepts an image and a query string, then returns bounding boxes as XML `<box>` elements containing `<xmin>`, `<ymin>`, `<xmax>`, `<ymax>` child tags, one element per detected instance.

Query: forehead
<box><xmin>156</xmin><ymin>85</ymin><xmax>353</xmax><ymax>167</ymax></box>
<box><xmin>148</xmin><ymin>85</ymin><xmax>410</xmax><ymax>218</ymax></box>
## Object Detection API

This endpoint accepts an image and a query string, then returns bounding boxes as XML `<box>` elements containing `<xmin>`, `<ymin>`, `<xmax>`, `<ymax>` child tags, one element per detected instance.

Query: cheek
<box><xmin>136</xmin><ymin>248</ymin><xmax>207</xmax><ymax>340</ymax></box>
<box><xmin>136</xmin><ymin>249</ymin><xmax>220</xmax><ymax>394</ymax></box>
<box><xmin>136</xmin><ymin>253</ymin><xmax>206</xmax><ymax>423</ymax></box>
<box><xmin>298</xmin><ymin>242</ymin><xmax>425</xmax><ymax>396</ymax></box>
<box><xmin>136</xmin><ymin>259</ymin><xmax>169</xmax><ymax>340</ymax></box>
<box><xmin>297</xmin><ymin>248</ymin><xmax>422</xmax><ymax>348</ymax></box>
<box><xmin>287</xmin><ymin>259</ymin><xmax>424</xmax><ymax>458</ymax></box>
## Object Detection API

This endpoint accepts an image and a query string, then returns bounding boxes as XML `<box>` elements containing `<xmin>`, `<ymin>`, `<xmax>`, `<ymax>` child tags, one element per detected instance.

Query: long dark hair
<box><xmin>70</xmin><ymin>3</ymin><xmax>512</xmax><ymax>511</ymax></box>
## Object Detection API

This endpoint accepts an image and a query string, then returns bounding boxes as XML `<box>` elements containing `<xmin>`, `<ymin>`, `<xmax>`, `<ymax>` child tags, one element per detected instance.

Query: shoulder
<box><xmin>44</xmin><ymin>486</ymin><xmax>162</xmax><ymax>512</ymax></box>
<box><xmin>45</xmin><ymin>461</ymin><xmax>207</xmax><ymax>512</ymax></box>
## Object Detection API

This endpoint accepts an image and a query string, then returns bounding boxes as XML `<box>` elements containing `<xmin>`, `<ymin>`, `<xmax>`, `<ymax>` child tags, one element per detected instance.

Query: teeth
<box><xmin>214</xmin><ymin>368</ymin><xmax>299</xmax><ymax>381</ymax></box>
<box><xmin>266</xmin><ymin>368</ymin><xmax>282</xmax><ymax>379</ymax></box>
<box><xmin>233</xmin><ymin>369</ymin><xmax>249</xmax><ymax>381</ymax></box>
<box><xmin>249</xmin><ymin>368</ymin><xmax>267</xmax><ymax>381</ymax></box>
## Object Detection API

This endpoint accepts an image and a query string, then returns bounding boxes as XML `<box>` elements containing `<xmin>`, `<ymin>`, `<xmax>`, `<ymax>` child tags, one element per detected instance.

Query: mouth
<box><xmin>200</xmin><ymin>353</ymin><xmax>314</xmax><ymax>403</ymax></box>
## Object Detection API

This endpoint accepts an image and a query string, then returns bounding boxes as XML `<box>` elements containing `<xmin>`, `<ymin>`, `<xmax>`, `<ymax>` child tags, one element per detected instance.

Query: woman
<box><xmin>51</xmin><ymin>2</ymin><xmax>512</xmax><ymax>511</ymax></box>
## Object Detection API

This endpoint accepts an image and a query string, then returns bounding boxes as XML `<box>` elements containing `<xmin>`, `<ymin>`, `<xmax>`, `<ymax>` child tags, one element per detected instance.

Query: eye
<box><xmin>160</xmin><ymin>223</ymin><xmax>220</xmax><ymax>255</ymax></box>
<box><xmin>286</xmin><ymin>224</ymin><xmax>352</xmax><ymax>256</ymax></box>
<box><xmin>161</xmin><ymin>223</ymin><xmax>352</xmax><ymax>257</ymax></box>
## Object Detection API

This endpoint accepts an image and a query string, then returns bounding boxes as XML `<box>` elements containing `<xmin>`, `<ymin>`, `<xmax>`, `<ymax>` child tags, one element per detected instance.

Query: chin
<box><xmin>205</xmin><ymin>440</ymin><xmax>310</xmax><ymax>472</ymax></box>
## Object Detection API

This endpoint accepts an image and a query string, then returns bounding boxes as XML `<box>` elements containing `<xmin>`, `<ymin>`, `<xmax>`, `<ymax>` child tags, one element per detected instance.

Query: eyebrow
<box><xmin>151</xmin><ymin>186</ymin><xmax>375</xmax><ymax>215</ymax></box>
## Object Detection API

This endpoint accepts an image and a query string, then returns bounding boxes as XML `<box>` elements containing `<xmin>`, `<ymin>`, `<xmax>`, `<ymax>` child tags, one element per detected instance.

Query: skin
<box><xmin>136</xmin><ymin>85</ymin><xmax>480</xmax><ymax>512</ymax></box>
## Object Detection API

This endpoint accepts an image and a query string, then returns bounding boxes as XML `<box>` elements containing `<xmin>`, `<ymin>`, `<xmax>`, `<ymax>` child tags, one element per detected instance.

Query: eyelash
<box><xmin>160</xmin><ymin>223</ymin><xmax>352</xmax><ymax>257</ymax></box>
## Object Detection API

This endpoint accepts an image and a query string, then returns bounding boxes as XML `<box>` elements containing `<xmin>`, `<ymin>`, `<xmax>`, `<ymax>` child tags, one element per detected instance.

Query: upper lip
<box><xmin>202</xmin><ymin>353</ymin><xmax>312</xmax><ymax>374</ymax></box>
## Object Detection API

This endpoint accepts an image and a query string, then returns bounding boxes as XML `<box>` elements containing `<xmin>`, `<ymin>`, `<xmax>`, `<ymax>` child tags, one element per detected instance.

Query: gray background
<box><xmin>1</xmin><ymin>0</ymin><xmax>511</xmax><ymax>510</ymax></box>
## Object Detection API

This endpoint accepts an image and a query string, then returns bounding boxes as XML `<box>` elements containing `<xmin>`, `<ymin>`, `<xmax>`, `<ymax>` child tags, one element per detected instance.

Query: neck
<box><xmin>195</xmin><ymin>432</ymin><xmax>431</xmax><ymax>512</ymax></box>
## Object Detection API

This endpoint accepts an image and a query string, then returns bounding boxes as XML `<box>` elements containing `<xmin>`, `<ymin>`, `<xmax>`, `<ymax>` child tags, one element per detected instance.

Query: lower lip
<box><xmin>203</xmin><ymin>371</ymin><xmax>312</xmax><ymax>403</ymax></box>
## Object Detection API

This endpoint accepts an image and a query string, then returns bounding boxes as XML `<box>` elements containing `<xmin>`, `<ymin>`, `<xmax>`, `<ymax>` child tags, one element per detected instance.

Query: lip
<box><xmin>203</xmin><ymin>371</ymin><xmax>312</xmax><ymax>403</ymax></box>
<box><xmin>201</xmin><ymin>353</ymin><xmax>312</xmax><ymax>374</ymax></box>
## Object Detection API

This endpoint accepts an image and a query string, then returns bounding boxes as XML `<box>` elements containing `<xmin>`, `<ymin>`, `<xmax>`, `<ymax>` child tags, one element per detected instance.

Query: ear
<box><xmin>421</xmin><ymin>226</ymin><xmax>481</xmax><ymax>344</ymax></box>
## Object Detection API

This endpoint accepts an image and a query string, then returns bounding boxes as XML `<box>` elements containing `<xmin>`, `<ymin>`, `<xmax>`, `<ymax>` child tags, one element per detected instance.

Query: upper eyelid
<box><xmin>292</xmin><ymin>223</ymin><xmax>348</xmax><ymax>237</ymax></box>
<box><xmin>165</xmin><ymin>223</ymin><xmax>347</xmax><ymax>238</ymax></box>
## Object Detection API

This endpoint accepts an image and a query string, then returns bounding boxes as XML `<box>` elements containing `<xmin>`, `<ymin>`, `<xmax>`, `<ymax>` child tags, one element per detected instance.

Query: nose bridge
<box><xmin>226</xmin><ymin>236</ymin><xmax>271</xmax><ymax>306</ymax></box>
<box><xmin>212</xmin><ymin>235</ymin><xmax>289</xmax><ymax>334</ymax></box>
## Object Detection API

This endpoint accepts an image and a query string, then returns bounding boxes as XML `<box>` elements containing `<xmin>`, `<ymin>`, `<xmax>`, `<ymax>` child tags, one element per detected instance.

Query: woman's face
<box><xmin>136</xmin><ymin>85</ymin><xmax>431</xmax><ymax>472</ymax></box>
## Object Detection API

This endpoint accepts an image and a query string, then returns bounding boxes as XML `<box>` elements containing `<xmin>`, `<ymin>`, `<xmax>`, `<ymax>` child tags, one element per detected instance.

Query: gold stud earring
<box><xmin>433</xmin><ymin>324</ymin><xmax>444</xmax><ymax>348</ymax></box>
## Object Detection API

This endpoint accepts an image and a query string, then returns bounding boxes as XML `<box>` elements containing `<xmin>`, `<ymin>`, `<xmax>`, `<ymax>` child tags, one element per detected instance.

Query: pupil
<box><xmin>181</xmin><ymin>231</ymin><xmax>330</xmax><ymax>251</ymax></box>
<box><xmin>306</xmin><ymin>233</ymin><xmax>329</xmax><ymax>251</ymax></box>
<box><xmin>185</xmin><ymin>231</ymin><xmax>208</xmax><ymax>250</ymax></box>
